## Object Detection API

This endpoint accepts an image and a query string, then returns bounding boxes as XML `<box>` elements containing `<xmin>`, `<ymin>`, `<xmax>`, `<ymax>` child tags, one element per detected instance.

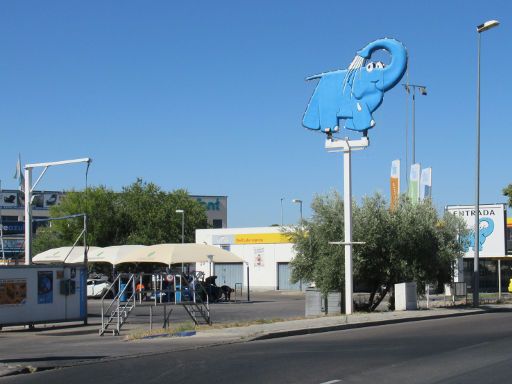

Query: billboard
<box><xmin>446</xmin><ymin>204</ymin><xmax>507</xmax><ymax>258</ymax></box>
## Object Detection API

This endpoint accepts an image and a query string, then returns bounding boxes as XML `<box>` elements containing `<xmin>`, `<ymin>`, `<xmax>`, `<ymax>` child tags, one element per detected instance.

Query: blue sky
<box><xmin>0</xmin><ymin>1</ymin><xmax>510</xmax><ymax>227</ymax></box>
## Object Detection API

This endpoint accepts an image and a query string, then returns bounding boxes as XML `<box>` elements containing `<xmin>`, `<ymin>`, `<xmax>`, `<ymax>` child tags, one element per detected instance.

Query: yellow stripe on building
<box><xmin>508</xmin><ymin>217</ymin><xmax>512</xmax><ymax>228</ymax></box>
<box><xmin>234</xmin><ymin>233</ymin><xmax>291</xmax><ymax>244</ymax></box>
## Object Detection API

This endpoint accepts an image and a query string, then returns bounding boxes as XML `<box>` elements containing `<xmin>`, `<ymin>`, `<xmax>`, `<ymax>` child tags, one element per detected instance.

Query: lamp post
<box><xmin>403</xmin><ymin>83</ymin><xmax>427</xmax><ymax>165</ymax></box>
<box><xmin>292</xmin><ymin>199</ymin><xmax>303</xmax><ymax>223</ymax></box>
<box><xmin>474</xmin><ymin>19</ymin><xmax>499</xmax><ymax>307</ymax></box>
<box><xmin>176</xmin><ymin>209</ymin><xmax>185</xmax><ymax>272</ymax></box>
<box><xmin>280</xmin><ymin>197</ymin><xmax>285</xmax><ymax>226</ymax></box>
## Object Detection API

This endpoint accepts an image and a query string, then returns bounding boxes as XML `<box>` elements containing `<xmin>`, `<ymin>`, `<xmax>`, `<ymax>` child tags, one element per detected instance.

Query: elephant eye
<box><xmin>375</xmin><ymin>62</ymin><xmax>384</xmax><ymax>69</ymax></box>
<box><xmin>365</xmin><ymin>62</ymin><xmax>375</xmax><ymax>72</ymax></box>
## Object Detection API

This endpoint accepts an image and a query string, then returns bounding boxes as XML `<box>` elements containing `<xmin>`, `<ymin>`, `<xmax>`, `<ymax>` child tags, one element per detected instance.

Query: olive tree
<box><xmin>287</xmin><ymin>192</ymin><xmax>467</xmax><ymax>311</ymax></box>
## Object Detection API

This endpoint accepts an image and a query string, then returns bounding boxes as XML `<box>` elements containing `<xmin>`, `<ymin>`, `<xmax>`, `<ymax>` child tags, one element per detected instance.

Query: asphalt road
<box><xmin>3</xmin><ymin>311</ymin><xmax>512</xmax><ymax>384</ymax></box>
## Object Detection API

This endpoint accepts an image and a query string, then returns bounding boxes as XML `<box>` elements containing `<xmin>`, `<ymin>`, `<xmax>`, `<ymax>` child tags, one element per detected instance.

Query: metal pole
<box><xmin>246</xmin><ymin>263</ymin><xmax>250</xmax><ymax>302</ymax></box>
<box><xmin>343</xmin><ymin>148</ymin><xmax>353</xmax><ymax>315</ymax></box>
<box><xmin>24</xmin><ymin>168</ymin><xmax>32</xmax><ymax>265</ymax></box>
<box><xmin>299</xmin><ymin>201</ymin><xmax>303</xmax><ymax>223</ymax></box>
<box><xmin>498</xmin><ymin>259</ymin><xmax>502</xmax><ymax>301</ymax></box>
<box><xmin>181</xmin><ymin>211</ymin><xmax>184</xmax><ymax>272</ymax></box>
<box><xmin>0</xmin><ymin>180</ymin><xmax>5</xmax><ymax>261</ymax></box>
<box><xmin>474</xmin><ymin>32</ymin><xmax>481</xmax><ymax>307</ymax></box>
<box><xmin>280</xmin><ymin>198</ymin><xmax>284</xmax><ymax>226</ymax></box>
<box><xmin>412</xmin><ymin>88</ymin><xmax>416</xmax><ymax>165</ymax></box>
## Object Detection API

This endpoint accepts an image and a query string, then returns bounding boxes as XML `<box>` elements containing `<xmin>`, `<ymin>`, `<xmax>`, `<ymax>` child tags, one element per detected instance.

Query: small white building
<box><xmin>195</xmin><ymin>227</ymin><xmax>301</xmax><ymax>291</ymax></box>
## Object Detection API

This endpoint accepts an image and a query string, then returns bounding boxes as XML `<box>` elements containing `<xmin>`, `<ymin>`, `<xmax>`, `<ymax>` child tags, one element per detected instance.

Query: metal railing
<box><xmin>99</xmin><ymin>273</ymin><xmax>136</xmax><ymax>336</ymax></box>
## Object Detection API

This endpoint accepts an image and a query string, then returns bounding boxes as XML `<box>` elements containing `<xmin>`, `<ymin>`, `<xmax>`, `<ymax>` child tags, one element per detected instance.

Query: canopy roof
<box><xmin>87</xmin><ymin>245</ymin><xmax>146</xmax><ymax>264</ymax></box>
<box><xmin>33</xmin><ymin>244</ymin><xmax>242</xmax><ymax>265</ymax></box>
<box><xmin>33</xmin><ymin>246</ymin><xmax>101</xmax><ymax>264</ymax></box>
<box><xmin>115</xmin><ymin>243</ymin><xmax>243</xmax><ymax>265</ymax></box>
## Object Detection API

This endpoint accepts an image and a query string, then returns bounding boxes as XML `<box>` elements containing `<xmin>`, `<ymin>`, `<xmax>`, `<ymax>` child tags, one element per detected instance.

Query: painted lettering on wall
<box><xmin>196</xmin><ymin>198</ymin><xmax>221</xmax><ymax>211</ymax></box>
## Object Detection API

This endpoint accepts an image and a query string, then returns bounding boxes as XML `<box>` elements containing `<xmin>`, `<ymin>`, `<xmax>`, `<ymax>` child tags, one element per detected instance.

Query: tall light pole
<box><xmin>474</xmin><ymin>19</ymin><xmax>499</xmax><ymax>307</ymax></box>
<box><xmin>403</xmin><ymin>83</ymin><xmax>427</xmax><ymax>165</ymax></box>
<box><xmin>292</xmin><ymin>199</ymin><xmax>303</xmax><ymax>223</ymax></box>
<box><xmin>176</xmin><ymin>209</ymin><xmax>185</xmax><ymax>272</ymax></box>
<box><xmin>280</xmin><ymin>197</ymin><xmax>284</xmax><ymax>226</ymax></box>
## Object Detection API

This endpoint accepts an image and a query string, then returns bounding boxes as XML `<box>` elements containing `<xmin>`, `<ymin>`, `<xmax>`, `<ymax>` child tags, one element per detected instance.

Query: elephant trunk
<box><xmin>357</xmin><ymin>38</ymin><xmax>408</xmax><ymax>92</ymax></box>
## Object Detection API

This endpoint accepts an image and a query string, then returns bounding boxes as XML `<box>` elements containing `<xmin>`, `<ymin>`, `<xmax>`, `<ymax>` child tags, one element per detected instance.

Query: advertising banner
<box><xmin>0</xmin><ymin>279</ymin><xmax>27</xmax><ymax>305</ymax></box>
<box><xmin>408</xmin><ymin>163</ymin><xmax>420</xmax><ymax>203</ymax></box>
<box><xmin>390</xmin><ymin>160</ymin><xmax>400</xmax><ymax>209</ymax></box>
<box><xmin>0</xmin><ymin>192</ymin><xmax>18</xmax><ymax>208</ymax></box>
<box><xmin>446</xmin><ymin>204</ymin><xmax>507</xmax><ymax>258</ymax></box>
<box><xmin>37</xmin><ymin>271</ymin><xmax>54</xmax><ymax>304</ymax></box>
<box><xmin>420</xmin><ymin>167</ymin><xmax>432</xmax><ymax>200</ymax></box>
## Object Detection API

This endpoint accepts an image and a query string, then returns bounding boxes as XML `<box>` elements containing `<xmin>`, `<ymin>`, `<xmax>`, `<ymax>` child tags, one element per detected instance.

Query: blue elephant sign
<box><xmin>303</xmin><ymin>38</ymin><xmax>407</xmax><ymax>134</ymax></box>
<box><xmin>447</xmin><ymin>204</ymin><xmax>507</xmax><ymax>258</ymax></box>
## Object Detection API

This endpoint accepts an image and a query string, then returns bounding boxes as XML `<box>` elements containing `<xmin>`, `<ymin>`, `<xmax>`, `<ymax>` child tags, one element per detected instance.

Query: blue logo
<box><xmin>303</xmin><ymin>38</ymin><xmax>407</xmax><ymax>134</ymax></box>
<box><xmin>462</xmin><ymin>217</ymin><xmax>495</xmax><ymax>252</ymax></box>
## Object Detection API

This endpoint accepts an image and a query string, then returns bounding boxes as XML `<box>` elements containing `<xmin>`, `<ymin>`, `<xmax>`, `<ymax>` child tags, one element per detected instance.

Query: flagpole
<box><xmin>0</xmin><ymin>180</ymin><xmax>5</xmax><ymax>261</ymax></box>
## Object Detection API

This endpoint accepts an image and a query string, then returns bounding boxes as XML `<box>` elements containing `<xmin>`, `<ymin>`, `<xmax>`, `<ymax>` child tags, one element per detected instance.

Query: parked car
<box><xmin>87</xmin><ymin>277</ymin><xmax>112</xmax><ymax>298</ymax></box>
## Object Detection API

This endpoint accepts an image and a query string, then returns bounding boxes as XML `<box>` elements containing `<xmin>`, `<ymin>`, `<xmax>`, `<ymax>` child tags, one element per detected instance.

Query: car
<box><xmin>87</xmin><ymin>277</ymin><xmax>112</xmax><ymax>298</ymax></box>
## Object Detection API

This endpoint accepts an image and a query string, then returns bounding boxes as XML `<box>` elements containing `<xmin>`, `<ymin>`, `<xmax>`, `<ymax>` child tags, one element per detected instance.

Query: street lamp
<box><xmin>403</xmin><ymin>83</ymin><xmax>427</xmax><ymax>165</ymax></box>
<box><xmin>280</xmin><ymin>197</ymin><xmax>285</xmax><ymax>226</ymax></box>
<box><xmin>292</xmin><ymin>199</ymin><xmax>303</xmax><ymax>223</ymax></box>
<box><xmin>474</xmin><ymin>19</ymin><xmax>499</xmax><ymax>307</ymax></box>
<box><xmin>176</xmin><ymin>209</ymin><xmax>185</xmax><ymax>272</ymax></box>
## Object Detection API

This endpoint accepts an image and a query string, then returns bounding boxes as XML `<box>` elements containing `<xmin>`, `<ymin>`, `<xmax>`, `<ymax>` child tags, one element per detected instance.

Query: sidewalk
<box><xmin>1</xmin><ymin>304</ymin><xmax>507</xmax><ymax>378</ymax></box>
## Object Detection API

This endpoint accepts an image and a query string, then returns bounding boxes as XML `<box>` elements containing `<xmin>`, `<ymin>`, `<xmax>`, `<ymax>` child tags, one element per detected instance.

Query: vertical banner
<box><xmin>408</xmin><ymin>163</ymin><xmax>421</xmax><ymax>203</ymax></box>
<box><xmin>420</xmin><ymin>167</ymin><xmax>432</xmax><ymax>200</ymax></box>
<box><xmin>390</xmin><ymin>159</ymin><xmax>400</xmax><ymax>209</ymax></box>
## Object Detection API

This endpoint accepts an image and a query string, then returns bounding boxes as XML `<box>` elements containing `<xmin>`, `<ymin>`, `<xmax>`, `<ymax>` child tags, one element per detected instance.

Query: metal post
<box><xmin>325</xmin><ymin>136</ymin><xmax>368</xmax><ymax>316</ymax></box>
<box><xmin>412</xmin><ymin>88</ymin><xmax>416</xmax><ymax>164</ymax></box>
<box><xmin>280</xmin><ymin>197</ymin><xmax>284</xmax><ymax>226</ymax></box>
<box><xmin>246</xmin><ymin>263</ymin><xmax>250</xmax><ymax>302</ymax></box>
<box><xmin>474</xmin><ymin>31</ymin><xmax>481</xmax><ymax>308</ymax></box>
<box><xmin>0</xmin><ymin>180</ymin><xmax>5</xmax><ymax>261</ymax></box>
<box><xmin>149</xmin><ymin>305</ymin><xmax>153</xmax><ymax>332</ymax></box>
<box><xmin>343</xmin><ymin>148</ymin><xmax>353</xmax><ymax>315</ymax></box>
<box><xmin>24</xmin><ymin>168</ymin><xmax>32</xmax><ymax>265</ymax></box>
<box><xmin>498</xmin><ymin>259</ymin><xmax>502</xmax><ymax>301</ymax></box>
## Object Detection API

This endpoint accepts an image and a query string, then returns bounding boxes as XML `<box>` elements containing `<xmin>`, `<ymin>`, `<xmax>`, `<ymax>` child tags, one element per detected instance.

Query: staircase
<box><xmin>178</xmin><ymin>271</ymin><xmax>211</xmax><ymax>325</ymax></box>
<box><xmin>99</xmin><ymin>273</ymin><xmax>136</xmax><ymax>336</ymax></box>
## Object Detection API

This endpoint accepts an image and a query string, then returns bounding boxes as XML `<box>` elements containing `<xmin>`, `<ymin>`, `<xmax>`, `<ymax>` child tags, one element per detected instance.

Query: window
<box><xmin>212</xmin><ymin>219</ymin><xmax>223</xmax><ymax>229</ymax></box>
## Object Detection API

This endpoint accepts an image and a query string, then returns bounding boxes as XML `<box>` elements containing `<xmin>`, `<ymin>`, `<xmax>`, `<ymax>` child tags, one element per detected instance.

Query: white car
<box><xmin>87</xmin><ymin>278</ymin><xmax>112</xmax><ymax>298</ymax></box>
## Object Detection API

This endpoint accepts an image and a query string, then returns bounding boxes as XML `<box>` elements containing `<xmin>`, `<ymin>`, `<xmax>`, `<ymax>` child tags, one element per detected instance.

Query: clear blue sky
<box><xmin>0</xmin><ymin>1</ymin><xmax>510</xmax><ymax>227</ymax></box>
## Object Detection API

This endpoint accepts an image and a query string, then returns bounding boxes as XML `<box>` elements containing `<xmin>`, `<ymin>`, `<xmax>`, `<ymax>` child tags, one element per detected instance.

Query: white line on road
<box><xmin>319</xmin><ymin>380</ymin><xmax>341</xmax><ymax>384</ymax></box>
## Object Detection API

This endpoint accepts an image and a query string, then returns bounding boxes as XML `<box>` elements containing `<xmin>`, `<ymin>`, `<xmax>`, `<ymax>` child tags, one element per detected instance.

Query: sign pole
<box><xmin>326</xmin><ymin>136</ymin><xmax>369</xmax><ymax>315</ymax></box>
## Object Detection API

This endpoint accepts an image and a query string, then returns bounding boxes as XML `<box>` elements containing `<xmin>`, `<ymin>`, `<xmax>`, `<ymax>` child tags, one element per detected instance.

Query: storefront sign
<box><xmin>447</xmin><ymin>204</ymin><xmax>507</xmax><ymax>258</ymax></box>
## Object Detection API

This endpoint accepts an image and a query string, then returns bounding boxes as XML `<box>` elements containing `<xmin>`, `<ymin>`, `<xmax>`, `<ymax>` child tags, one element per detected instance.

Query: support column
<box><xmin>343</xmin><ymin>148</ymin><xmax>353</xmax><ymax>315</ymax></box>
<box><xmin>24</xmin><ymin>168</ymin><xmax>32</xmax><ymax>265</ymax></box>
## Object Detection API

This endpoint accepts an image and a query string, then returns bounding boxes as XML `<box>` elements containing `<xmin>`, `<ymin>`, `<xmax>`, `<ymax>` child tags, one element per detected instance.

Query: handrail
<box><xmin>100</xmin><ymin>274</ymin><xmax>121</xmax><ymax>332</ymax></box>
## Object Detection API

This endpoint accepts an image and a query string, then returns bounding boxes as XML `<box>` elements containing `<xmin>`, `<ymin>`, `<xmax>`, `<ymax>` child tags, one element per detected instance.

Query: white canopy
<box><xmin>33</xmin><ymin>246</ymin><xmax>101</xmax><ymax>264</ymax></box>
<box><xmin>115</xmin><ymin>243</ymin><xmax>243</xmax><ymax>265</ymax></box>
<box><xmin>87</xmin><ymin>245</ymin><xmax>146</xmax><ymax>265</ymax></box>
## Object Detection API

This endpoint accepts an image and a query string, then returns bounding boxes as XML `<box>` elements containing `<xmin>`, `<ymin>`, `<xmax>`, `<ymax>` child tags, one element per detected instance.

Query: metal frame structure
<box><xmin>23</xmin><ymin>157</ymin><xmax>91</xmax><ymax>265</ymax></box>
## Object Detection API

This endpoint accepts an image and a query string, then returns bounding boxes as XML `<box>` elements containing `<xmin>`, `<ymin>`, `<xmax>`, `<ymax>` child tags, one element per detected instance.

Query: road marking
<box><xmin>319</xmin><ymin>380</ymin><xmax>341</xmax><ymax>384</ymax></box>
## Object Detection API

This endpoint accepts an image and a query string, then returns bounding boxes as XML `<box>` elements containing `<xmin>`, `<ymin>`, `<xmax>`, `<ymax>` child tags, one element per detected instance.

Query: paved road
<box><xmin>87</xmin><ymin>290</ymin><xmax>306</xmax><ymax>326</ymax></box>
<box><xmin>3</xmin><ymin>311</ymin><xmax>512</xmax><ymax>383</ymax></box>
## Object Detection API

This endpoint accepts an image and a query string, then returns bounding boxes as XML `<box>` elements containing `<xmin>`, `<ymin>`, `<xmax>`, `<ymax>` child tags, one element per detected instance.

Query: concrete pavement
<box><xmin>0</xmin><ymin>292</ymin><xmax>509</xmax><ymax>378</ymax></box>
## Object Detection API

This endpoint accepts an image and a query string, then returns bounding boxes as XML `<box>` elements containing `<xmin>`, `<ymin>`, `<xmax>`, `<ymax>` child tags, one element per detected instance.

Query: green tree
<box><xmin>287</xmin><ymin>192</ymin><xmax>467</xmax><ymax>311</ymax></box>
<box><xmin>33</xmin><ymin>179</ymin><xmax>208</xmax><ymax>253</ymax></box>
<box><xmin>503</xmin><ymin>184</ymin><xmax>512</xmax><ymax>207</ymax></box>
